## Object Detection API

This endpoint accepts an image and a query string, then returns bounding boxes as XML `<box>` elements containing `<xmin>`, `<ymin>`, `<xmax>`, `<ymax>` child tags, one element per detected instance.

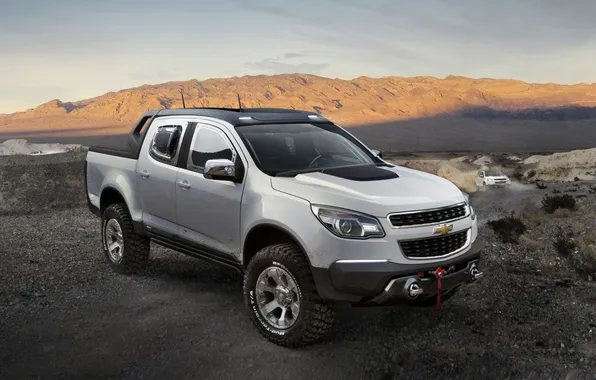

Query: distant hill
<box><xmin>2</xmin><ymin>73</ymin><xmax>596</xmax><ymax>153</ymax></box>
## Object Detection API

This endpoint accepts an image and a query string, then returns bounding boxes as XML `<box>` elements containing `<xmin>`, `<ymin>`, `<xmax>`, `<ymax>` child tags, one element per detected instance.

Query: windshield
<box><xmin>485</xmin><ymin>171</ymin><xmax>504</xmax><ymax>176</ymax></box>
<box><xmin>235</xmin><ymin>123</ymin><xmax>380</xmax><ymax>176</ymax></box>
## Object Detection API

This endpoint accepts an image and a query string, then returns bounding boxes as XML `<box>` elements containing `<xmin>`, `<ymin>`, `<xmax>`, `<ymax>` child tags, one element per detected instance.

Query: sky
<box><xmin>1</xmin><ymin>0</ymin><xmax>596</xmax><ymax>113</ymax></box>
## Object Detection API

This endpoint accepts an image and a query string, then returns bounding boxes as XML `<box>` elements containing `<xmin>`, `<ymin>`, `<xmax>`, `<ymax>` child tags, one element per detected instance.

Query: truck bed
<box><xmin>87</xmin><ymin>112</ymin><xmax>156</xmax><ymax>160</ymax></box>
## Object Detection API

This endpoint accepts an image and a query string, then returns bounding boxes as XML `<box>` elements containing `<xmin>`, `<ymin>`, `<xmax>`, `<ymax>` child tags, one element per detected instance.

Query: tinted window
<box><xmin>150</xmin><ymin>125</ymin><xmax>182</xmax><ymax>162</ymax></box>
<box><xmin>188</xmin><ymin>127</ymin><xmax>234</xmax><ymax>172</ymax></box>
<box><xmin>485</xmin><ymin>171</ymin><xmax>503</xmax><ymax>176</ymax></box>
<box><xmin>235</xmin><ymin>123</ymin><xmax>377</xmax><ymax>176</ymax></box>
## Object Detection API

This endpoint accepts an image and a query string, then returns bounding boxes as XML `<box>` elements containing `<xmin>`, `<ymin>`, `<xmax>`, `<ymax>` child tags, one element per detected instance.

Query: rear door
<box><xmin>136</xmin><ymin>117</ymin><xmax>190</xmax><ymax>236</ymax></box>
<box><xmin>175</xmin><ymin>121</ymin><xmax>246</xmax><ymax>259</ymax></box>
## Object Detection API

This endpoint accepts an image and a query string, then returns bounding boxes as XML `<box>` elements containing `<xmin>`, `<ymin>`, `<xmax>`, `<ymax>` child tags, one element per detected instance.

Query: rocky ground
<box><xmin>1</xmin><ymin>152</ymin><xmax>596</xmax><ymax>380</ymax></box>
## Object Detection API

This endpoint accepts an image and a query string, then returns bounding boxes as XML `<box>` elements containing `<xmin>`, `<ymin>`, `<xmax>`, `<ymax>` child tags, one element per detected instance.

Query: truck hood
<box><xmin>270</xmin><ymin>164</ymin><xmax>466</xmax><ymax>218</ymax></box>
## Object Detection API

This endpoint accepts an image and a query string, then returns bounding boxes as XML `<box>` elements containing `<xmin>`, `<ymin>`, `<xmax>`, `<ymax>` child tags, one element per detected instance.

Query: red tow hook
<box><xmin>434</xmin><ymin>267</ymin><xmax>446</xmax><ymax>310</ymax></box>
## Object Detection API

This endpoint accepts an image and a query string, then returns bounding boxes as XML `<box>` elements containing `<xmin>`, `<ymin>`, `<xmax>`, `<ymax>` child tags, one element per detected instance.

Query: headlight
<box><xmin>462</xmin><ymin>192</ymin><xmax>475</xmax><ymax>220</ymax></box>
<box><xmin>462</xmin><ymin>191</ymin><xmax>470</xmax><ymax>204</ymax></box>
<box><xmin>310</xmin><ymin>205</ymin><xmax>385</xmax><ymax>239</ymax></box>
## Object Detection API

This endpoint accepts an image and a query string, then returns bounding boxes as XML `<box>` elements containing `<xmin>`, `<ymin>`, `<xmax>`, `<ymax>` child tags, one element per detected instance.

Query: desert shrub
<box><xmin>565</xmin><ymin>188</ymin><xmax>578</xmax><ymax>193</ymax></box>
<box><xmin>527</xmin><ymin>170</ymin><xmax>536</xmax><ymax>179</ymax></box>
<box><xmin>487</xmin><ymin>212</ymin><xmax>527</xmax><ymax>244</ymax></box>
<box><xmin>574</xmin><ymin>176</ymin><xmax>580</xmax><ymax>182</ymax></box>
<box><xmin>571</xmin><ymin>221</ymin><xmax>584</xmax><ymax>236</ymax></box>
<box><xmin>512</xmin><ymin>170</ymin><xmax>523</xmax><ymax>181</ymax></box>
<box><xmin>541</xmin><ymin>194</ymin><xmax>576</xmax><ymax>213</ymax></box>
<box><xmin>553</xmin><ymin>230</ymin><xmax>596</xmax><ymax>277</ymax></box>
<box><xmin>552</xmin><ymin>188</ymin><xmax>561</xmax><ymax>194</ymax></box>
<box><xmin>572</xmin><ymin>244</ymin><xmax>596</xmax><ymax>277</ymax></box>
<box><xmin>553</xmin><ymin>228</ymin><xmax>576</xmax><ymax>258</ymax></box>
<box><xmin>520</xmin><ymin>234</ymin><xmax>546</xmax><ymax>251</ymax></box>
<box><xmin>553</xmin><ymin>208</ymin><xmax>572</xmax><ymax>218</ymax></box>
<box><xmin>535</xmin><ymin>181</ymin><xmax>548</xmax><ymax>189</ymax></box>
<box><xmin>589</xmin><ymin>185</ymin><xmax>596</xmax><ymax>194</ymax></box>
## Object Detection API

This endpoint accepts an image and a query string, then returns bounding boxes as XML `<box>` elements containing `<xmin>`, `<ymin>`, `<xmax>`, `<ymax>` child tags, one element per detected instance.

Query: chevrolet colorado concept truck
<box><xmin>85</xmin><ymin>107</ymin><xmax>484</xmax><ymax>347</ymax></box>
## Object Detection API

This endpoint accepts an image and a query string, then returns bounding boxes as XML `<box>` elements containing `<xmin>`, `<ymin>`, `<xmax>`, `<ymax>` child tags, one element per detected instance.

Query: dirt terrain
<box><xmin>1</xmin><ymin>152</ymin><xmax>596</xmax><ymax>380</ymax></box>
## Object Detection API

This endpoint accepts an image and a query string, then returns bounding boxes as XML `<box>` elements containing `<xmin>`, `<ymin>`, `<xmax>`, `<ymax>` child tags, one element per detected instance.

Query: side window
<box><xmin>149</xmin><ymin>125</ymin><xmax>184</xmax><ymax>164</ymax></box>
<box><xmin>187</xmin><ymin>126</ymin><xmax>235</xmax><ymax>173</ymax></box>
<box><xmin>479</xmin><ymin>171</ymin><xmax>484</xmax><ymax>178</ymax></box>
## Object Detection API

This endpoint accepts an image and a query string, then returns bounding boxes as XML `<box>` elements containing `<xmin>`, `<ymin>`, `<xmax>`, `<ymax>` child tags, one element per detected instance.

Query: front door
<box><xmin>475</xmin><ymin>171</ymin><xmax>485</xmax><ymax>187</ymax></box>
<box><xmin>175</xmin><ymin>122</ymin><xmax>245</xmax><ymax>259</ymax></box>
<box><xmin>136</xmin><ymin>118</ymin><xmax>189</xmax><ymax>236</ymax></box>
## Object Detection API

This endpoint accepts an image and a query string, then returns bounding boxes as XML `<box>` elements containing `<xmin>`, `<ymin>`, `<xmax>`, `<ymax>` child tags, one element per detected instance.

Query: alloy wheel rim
<box><xmin>104</xmin><ymin>219</ymin><xmax>124</xmax><ymax>263</ymax></box>
<box><xmin>255</xmin><ymin>266</ymin><xmax>301</xmax><ymax>330</ymax></box>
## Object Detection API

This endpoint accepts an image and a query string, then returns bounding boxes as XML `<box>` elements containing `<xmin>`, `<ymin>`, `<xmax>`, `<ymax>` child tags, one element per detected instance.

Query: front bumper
<box><xmin>311</xmin><ymin>237</ymin><xmax>484</xmax><ymax>305</ymax></box>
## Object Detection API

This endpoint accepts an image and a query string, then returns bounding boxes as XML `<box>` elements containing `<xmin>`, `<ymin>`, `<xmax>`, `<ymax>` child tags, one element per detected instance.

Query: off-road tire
<box><xmin>243</xmin><ymin>243</ymin><xmax>335</xmax><ymax>347</ymax></box>
<box><xmin>101</xmin><ymin>203</ymin><xmax>150</xmax><ymax>274</ymax></box>
<box><xmin>408</xmin><ymin>286</ymin><xmax>461</xmax><ymax>307</ymax></box>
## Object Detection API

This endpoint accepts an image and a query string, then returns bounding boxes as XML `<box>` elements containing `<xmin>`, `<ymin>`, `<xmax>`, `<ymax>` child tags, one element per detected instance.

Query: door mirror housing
<box><xmin>204</xmin><ymin>159</ymin><xmax>236</xmax><ymax>181</ymax></box>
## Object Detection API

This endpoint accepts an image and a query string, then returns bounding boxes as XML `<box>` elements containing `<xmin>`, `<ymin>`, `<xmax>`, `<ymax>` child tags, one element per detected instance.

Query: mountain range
<box><xmin>2</xmin><ymin>73</ymin><xmax>596</xmax><ymax>152</ymax></box>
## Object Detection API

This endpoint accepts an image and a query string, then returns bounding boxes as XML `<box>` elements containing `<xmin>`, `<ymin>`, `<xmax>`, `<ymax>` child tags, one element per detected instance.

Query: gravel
<box><xmin>2</xmin><ymin>154</ymin><xmax>596</xmax><ymax>380</ymax></box>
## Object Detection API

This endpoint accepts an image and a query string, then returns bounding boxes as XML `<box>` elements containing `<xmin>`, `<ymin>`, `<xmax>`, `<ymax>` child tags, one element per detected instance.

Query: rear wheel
<box><xmin>243</xmin><ymin>243</ymin><xmax>335</xmax><ymax>347</ymax></box>
<box><xmin>101</xmin><ymin>203</ymin><xmax>150</xmax><ymax>274</ymax></box>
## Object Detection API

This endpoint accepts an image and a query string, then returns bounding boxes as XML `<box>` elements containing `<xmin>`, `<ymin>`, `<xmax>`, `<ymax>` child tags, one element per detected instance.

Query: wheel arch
<box><xmin>99</xmin><ymin>186</ymin><xmax>128</xmax><ymax>215</ymax></box>
<box><xmin>242</xmin><ymin>223</ymin><xmax>313</xmax><ymax>269</ymax></box>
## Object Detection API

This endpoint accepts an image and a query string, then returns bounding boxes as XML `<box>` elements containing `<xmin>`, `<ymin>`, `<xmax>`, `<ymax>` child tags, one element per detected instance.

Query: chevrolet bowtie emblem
<box><xmin>433</xmin><ymin>223</ymin><xmax>453</xmax><ymax>235</ymax></box>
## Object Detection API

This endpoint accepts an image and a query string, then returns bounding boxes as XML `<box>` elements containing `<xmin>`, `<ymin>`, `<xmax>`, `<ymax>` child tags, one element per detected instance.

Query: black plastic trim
<box><xmin>176</xmin><ymin>122</ymin><xmax>197</xmax><ymax>169</ymax></box>
<box><xmin>87</xmin><ymin>146</ymin><xmax>135</xmax><ymax>159</ymax></box>
<box><xmin>146</xmin><ymin>226</ymin><xmax>243</xmax><ymax>272</ymax></box>
<box><xmin>317</xmin><ymin>237</ymin><xmax>484</xmax><ymax>299</ymax></box>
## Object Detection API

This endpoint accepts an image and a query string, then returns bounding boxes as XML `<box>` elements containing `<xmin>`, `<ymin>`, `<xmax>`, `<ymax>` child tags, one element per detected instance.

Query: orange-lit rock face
<box><xmin>2</xmin><ymin>73</ymin><xmax>596</xmax><ymax>136</ymax></box>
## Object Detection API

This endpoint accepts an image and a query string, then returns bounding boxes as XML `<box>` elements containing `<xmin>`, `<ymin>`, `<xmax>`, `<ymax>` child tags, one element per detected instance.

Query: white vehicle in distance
<box><xmin>475</xmin><ymin>169</ymin><xmax>511</xmax><ymax>191</ymax></box>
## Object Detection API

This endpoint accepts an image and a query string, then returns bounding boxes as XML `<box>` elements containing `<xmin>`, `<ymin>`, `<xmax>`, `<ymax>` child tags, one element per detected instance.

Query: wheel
<box><xmin>243</xmin><ymin>243</ymin><xmax>335</xmax><ymax>347</ymax></box>
<box><xmin>408</xmin><ymin>286</ymin><xmax>461</xmax><ymax>307</ymax></box>
<box><xmin>101</xmin><ymin>203</ymin><xmax>150</xmax><ymax>274</ymax></box>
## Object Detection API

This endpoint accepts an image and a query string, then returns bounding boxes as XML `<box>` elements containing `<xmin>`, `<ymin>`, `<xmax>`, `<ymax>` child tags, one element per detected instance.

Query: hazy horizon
<box><xmin>2</xmin><ymin>0</ymin><xmax>596</xmax><ymax>113</ymax></box>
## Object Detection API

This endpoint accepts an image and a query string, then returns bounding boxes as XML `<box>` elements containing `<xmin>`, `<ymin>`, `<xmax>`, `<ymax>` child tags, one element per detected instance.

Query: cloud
<box><xmin>245</xmin><ymin>58</ymin><xmax>329</xmax><ymax>75</ymax></box>
<box><xmin>283</xmin><ymin>53</ymin><xmax>303</xmax><ymax>59</ymax></box>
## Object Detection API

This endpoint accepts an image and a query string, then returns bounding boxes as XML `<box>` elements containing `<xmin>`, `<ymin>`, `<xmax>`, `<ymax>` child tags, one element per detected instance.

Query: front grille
<box><xmin>388</xmin><ymin>203</ymin><xmax>467</xmax><ymax>227</ymax></box>
<box><xmin>399</xmin><ymin>229</ymin><xmax>469</xmax><ymax>258</ymax></box>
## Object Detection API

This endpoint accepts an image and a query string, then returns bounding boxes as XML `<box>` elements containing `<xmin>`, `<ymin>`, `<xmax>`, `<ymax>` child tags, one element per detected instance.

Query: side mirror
<box><xmin>371</xmin><ymin>149</ymin><xmax>383</xmax><ymax>159</ymax></box>
<box><xmin>204</xmin><ymin>159</ymin><xmax>235</xmax><ymax>181</ymax></box>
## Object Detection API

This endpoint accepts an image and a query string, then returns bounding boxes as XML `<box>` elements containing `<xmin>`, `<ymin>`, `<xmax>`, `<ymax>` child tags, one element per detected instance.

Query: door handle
<box><xmin>140</xmin><ymin>170</ymin><xmax>150</xmax><ymax>179</ymax></box>
<box><xmin>177</xmin><ymin>180</ymin><xmax>190</xmax><ymax>189</ymax></box>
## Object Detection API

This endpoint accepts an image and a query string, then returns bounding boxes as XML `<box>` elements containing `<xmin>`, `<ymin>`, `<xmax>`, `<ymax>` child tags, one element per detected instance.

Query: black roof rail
<box><xmin>132</xmin><ymin>107</ymin><xmax>330</xmax><ymax>127</ymax></box>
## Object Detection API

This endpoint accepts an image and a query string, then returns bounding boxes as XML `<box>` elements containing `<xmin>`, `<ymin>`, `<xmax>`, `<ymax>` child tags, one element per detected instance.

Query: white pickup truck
<box><xmin>84</xmin><ymin>107</ymin><xmax>484</xmax><ymax>347</ymax></box>
<box><xmin>475</xmin><ymin>170</ymin><xmax>511</xmax><ymax>191</ymax></box>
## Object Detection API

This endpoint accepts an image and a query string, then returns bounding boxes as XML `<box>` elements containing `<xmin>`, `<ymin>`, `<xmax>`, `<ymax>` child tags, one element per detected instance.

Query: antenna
<box><xmin>237</xmin><ymin>93</ymin><xmax>243</xmax><ymax>112</ymax></box>
<box><xmin>180</xmin><ymin>89</ymin><xmax>186</xmax><ymax>109</ymax></box>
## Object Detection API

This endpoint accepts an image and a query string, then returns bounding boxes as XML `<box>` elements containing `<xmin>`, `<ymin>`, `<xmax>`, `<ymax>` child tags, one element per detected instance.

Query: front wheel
<box><xmin>243</xmin><ymin>243</ymin><xmax>335</xmax><ymax>347</ymax></box>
